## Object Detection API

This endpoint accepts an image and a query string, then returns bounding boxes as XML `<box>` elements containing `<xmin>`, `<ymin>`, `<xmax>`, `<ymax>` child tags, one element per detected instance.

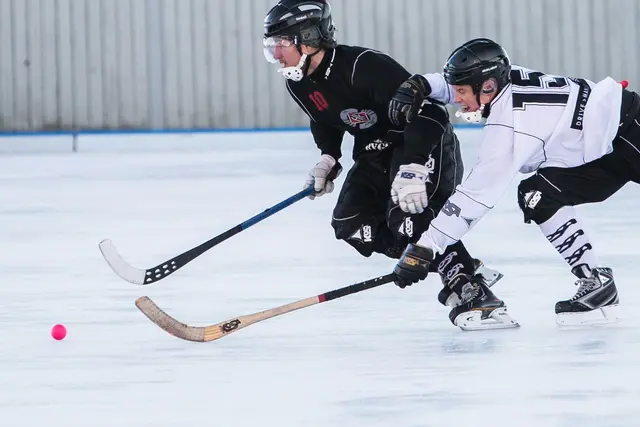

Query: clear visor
<box><xmin>263</xmin><ymin>36</ymin><xmax>296</xmax><ymax>63</ymax></box>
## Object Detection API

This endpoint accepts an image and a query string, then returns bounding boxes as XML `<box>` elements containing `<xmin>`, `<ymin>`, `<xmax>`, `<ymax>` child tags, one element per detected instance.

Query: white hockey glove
<box><xmin>304</xmin><ymin>154</ymin><xmax>342</xmax><ymax>200</ymax></box>
<box><xmin>391</xmin><ymin>163</ymin><xmax>429</xmax><ymax>214</ymax></box>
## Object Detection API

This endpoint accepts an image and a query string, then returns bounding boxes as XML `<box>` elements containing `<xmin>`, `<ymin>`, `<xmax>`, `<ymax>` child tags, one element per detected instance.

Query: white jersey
<box><xmin>418</xmin><ymin>65</ymin><xmax>623</xmax><ymax>254</ymax></box>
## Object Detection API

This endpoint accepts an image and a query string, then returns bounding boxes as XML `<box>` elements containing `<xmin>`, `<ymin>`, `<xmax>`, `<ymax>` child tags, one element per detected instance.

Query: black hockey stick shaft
<box><xmin>145</xmin><ymin>186</ymin><xmax>314</xmax><ymax>282</ymax></box>
<box><xmin>318</xmin><ymin>273</ymin><xmax>397</xmax><ymax>302</ymax></box>
<box><xmin>102</xmin><ymin>186</ymin><xmax>314</xmax><ymax>285</ymax></box>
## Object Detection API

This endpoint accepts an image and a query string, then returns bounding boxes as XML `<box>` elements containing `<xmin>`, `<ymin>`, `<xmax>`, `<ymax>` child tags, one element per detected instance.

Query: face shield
<box><xmin>263</xmin><ymin>35</ymin><xmax>297</xmax><ymax>63</ymax></box>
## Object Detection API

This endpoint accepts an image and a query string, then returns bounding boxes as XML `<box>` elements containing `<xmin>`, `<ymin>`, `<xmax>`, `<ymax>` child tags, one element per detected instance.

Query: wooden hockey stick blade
<box><xmin>135</xmin><ymin>273</ymin><xmax>397</xmax><ymax>342</ymax></box>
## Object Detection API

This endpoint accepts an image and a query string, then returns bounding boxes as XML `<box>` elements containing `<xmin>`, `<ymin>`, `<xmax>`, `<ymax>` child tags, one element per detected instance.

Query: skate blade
<box><xmin>475</xmin><ymin>265</ymin><xmax>504</xmax><ymax>288</ymax></box>
<box><xmin>556</xmin><ymin>304</ymin><xmax>621</xmax><ymax>329</ymax></box>
<box><xmin>454</xmin><ymin>307</ymin><xmax>520</xmax><ymax>331</ymax></box>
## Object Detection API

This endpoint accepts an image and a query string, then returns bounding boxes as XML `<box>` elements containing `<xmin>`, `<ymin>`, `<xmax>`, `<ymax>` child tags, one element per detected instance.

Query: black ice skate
<box><xmin>440</xmin><ymin>273</ymin><xmax>519</xmax><ymax>331</ymax></box>
<box><xmin>555</xmin><ymin>266</ymin><xmax>620</xmax><ymax>327</ymax></box>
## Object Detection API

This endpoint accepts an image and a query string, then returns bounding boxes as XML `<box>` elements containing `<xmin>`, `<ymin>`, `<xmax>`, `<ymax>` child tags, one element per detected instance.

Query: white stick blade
<box><xmin>98</xmin><ymin>239</ymin><xmax>147</xmax><ymax>285</ymax></box>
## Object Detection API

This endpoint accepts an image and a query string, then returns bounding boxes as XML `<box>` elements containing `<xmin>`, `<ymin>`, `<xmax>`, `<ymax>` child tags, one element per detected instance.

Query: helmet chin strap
<box><xmin>454</xmin><ymin>84</ymin><xmax>493</xmax><ymax>123</ymax></box>
<box><xmin>278</xmin><ymin>53</ymin><xmax>308</xmax><ymax>81</ymax></box>
<box><xmin>455</xmin><ymin>105</ymin><xmax>485</xmax><ymax>123</ymax></box>
<box><xmin>278</xmin><ymin>46</ymin><xmax>323</xmax><ymax>81</ymax></box>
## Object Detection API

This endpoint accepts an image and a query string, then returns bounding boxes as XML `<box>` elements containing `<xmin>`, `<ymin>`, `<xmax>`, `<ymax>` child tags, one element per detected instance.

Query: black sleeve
<box><xmin>351</xmin><ymin>50</ymin><xmax>411</xmax><ymax>107</ymax></box>
<box><xmin>402</xmin><ymin>102</ymin><xmax>452</xmax><ymax>164</ymax></box>
<box><xmin>310</xmin><ymin>120</ymin><xmax>345</xmax><ymax>160</ymax></box>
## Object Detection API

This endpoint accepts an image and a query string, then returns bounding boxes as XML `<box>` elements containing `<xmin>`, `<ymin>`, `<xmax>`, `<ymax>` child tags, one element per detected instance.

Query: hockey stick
<box><xmin>99</xmin><ymin>186</ymin><xmax>314</xmax><ymax>285</ymax></box>
<box><xmin>135</xmin><ymin>273</ymin><xmax>397</xmax><ymax>342</ymax></box>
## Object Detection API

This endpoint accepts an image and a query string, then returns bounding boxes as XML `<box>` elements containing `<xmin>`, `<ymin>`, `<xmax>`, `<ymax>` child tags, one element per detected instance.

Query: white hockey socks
<box><xmin>538</xmin><ymin>206</ymin><xmax>599</xmax><ymax>276</ymax></box>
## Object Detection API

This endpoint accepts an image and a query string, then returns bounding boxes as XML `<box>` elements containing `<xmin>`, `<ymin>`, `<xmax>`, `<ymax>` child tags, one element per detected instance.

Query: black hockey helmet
<box><xmin>263</xmin><ymin>0</ymin><xmax>336</xmax><ymax>49</ymax></box>
<box><xmin>443</xmin><ymin>38</ymin><xmax>511</xmax><ymax>94</ymax></box>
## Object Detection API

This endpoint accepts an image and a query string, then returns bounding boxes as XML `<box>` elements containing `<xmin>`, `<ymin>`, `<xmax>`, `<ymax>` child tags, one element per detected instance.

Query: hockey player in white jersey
<box><xmin>388</xmin><ymin>38</ymin><xmax>636</xmax><ymax>328</ymax></box>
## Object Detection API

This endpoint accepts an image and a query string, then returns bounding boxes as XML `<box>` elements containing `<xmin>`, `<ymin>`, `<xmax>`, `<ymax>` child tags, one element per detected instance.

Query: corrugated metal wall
<box><xmin>0</xmin><ymin>0</ymin><xmax>638</xmax><ymax>131</ymax></box>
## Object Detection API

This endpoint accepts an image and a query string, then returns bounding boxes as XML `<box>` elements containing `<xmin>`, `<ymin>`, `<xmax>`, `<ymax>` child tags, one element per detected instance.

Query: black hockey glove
<box><xmin>393</xmin><ymin>243</ymin><xmax>434</xmax><ymax>288</ymax></box>
<box><xmin>388</xmin><ymin>74</ymin><xmax>432</xmax><ymax>127</ymax></box>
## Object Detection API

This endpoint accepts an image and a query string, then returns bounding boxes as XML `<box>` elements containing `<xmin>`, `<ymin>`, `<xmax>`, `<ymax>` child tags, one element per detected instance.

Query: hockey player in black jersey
<box><xmin>263</xmin><ymin>0</ymin><xmax>516</xmax><ymax>330</ymax></box>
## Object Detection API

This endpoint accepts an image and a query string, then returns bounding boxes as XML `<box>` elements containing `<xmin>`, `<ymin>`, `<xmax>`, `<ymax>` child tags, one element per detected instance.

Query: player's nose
<box><xmin>273</xmin><ymin>45</ymin><xmax>284</xmax><ymax>60</ymax></box>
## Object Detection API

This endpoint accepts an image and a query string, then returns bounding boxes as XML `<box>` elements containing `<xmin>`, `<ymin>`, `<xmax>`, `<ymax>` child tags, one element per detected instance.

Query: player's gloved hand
<box><xmin>393</xmin><ymin>243</ymin><xmax>434</xmax><ymax>288</ymax></box>
<box><xmin>304</xmin><ymin>154</ymin><xmax>343</xmax><ymax>200</ymax></box>
<box><xmin>391</xmin><ymin>163</ymin><xmax>429</xmax><ymax>214</ymax></box>
<box><xmin>388</xmin><ymin>74</ymin><xmax>432</xmax><ymax>126</ymax></box>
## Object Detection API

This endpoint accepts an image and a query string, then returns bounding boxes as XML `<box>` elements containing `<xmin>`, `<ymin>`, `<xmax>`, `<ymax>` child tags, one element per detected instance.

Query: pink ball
<box><xmin>51</xmin><ymin>324</ymin><xmax>67</xmax><ymax>340</ymax></box>
<box><xmin>621</xmin><ymin>80</ymin><xmax>629</xmax><ymax>89</ymax></box>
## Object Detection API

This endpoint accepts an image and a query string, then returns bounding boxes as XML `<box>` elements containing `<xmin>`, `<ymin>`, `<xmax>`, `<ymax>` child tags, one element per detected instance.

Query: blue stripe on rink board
<box><xmin>0</xmin><ymin>123</ymin><xmax>484</xmax><ymax>138</ymax></box>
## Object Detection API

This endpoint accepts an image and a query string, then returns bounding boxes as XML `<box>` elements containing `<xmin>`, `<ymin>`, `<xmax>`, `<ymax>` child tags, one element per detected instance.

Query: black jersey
<box><xmin>286</xmin><ymin>45</ymin><xmax>410</xmax><ymax>161</ymax></box>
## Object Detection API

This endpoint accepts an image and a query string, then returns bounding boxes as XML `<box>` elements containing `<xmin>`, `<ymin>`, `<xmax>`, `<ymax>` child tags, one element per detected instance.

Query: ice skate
<box><xmin>440</xmin><ymin>273</ymin><xmax>519</xmax><ymax>331</ymax></box>
<box><xmin>555</xmin><ymin>266</ymin><xmax>620</xmax><ymax>327</ymax></box>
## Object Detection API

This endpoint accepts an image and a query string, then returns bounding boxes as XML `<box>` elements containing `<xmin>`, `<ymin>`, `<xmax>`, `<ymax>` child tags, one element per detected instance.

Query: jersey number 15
<box><xmin>511</xmin><ymin>70</ymin><xmax>569</xmax><ymax>109</ymax></box>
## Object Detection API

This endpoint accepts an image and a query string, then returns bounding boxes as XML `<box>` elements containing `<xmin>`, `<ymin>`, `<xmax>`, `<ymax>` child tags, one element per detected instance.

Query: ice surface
<box><xmin>1</xmin><ymin>129</ymin><xmax>638</xmax><ymax>427</ymax></box>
